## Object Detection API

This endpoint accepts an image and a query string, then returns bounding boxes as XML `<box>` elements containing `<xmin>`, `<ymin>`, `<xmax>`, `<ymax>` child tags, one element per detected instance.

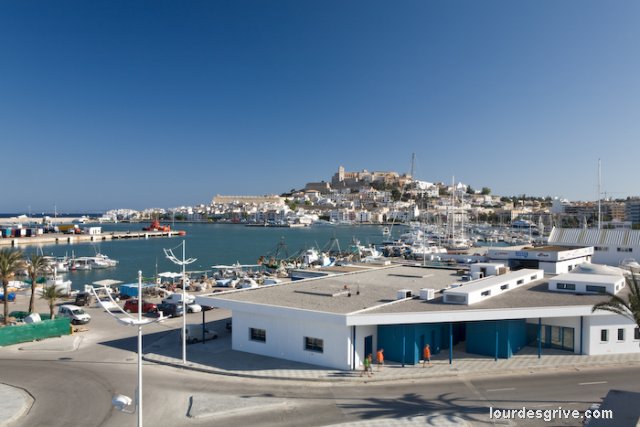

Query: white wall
<box><xmin>539</xmin><ymin>256</ymin><xmax>589</xmax><ymax>274</ymax></box>
<box><xmin>591</xmin><ymin>250</ymin><xmax>636</xmax><ymax>267</ymax></box>
<box><xmin>353</xmin><ymin>325</ymin><xmax>377</xmax><ymax>370</ymax></box>
<box><xmin>584</xmin><ymin>314</ymin><xmax>640</xmax><ymax>355</ymax></box>
<box><xmin>231</xmin><ymin>309</ymin><xmax>351</xmax><ymax>370</ymax></box>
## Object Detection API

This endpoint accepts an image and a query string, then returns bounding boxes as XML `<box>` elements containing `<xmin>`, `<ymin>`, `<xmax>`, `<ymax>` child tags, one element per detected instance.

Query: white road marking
<box><xmin>486</xmin><ymin>387</ymin><xmax>516</xmax><ymax>392</ymax></box>
<box><xmin>578</xmin><ymin>381</ymin><xmax>607</xmax><ymax>386</ymax></box>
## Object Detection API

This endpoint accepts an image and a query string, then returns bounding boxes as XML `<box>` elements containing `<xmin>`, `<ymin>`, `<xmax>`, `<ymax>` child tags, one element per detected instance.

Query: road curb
<box><xmin>143</xmin><ymin>353</ymin><xmax>640</xmax><ymax>384</ymax></box>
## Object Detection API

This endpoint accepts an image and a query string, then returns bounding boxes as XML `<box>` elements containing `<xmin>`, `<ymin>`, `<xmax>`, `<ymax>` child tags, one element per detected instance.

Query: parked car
<box><xmin>95</xmin><ymin>297</ymin><xmax>119</xmax><ymax>312</ymax></box>
<box><xmin>156</xmin><ymin>302</ymin><xmax>184</xmax><ymax>318</ymax></box>
<box><xmin>75</xmin><ymin>292</ymin><xmax>93</xmax><ymax>306</ymax></box>
<box><xmin>123</xmin><ymin>299</ymin><xmax>158</xmax><ymax>314</ymax></box>
<box><xmin>180</xmin><ymin>324</ymin><xmax>218</xmax><ymax>344</ymax></box>
<box><xmin>186</xmin><ymin>303</ymin><xmax>202</xmax><ymax>313</ymax></box>
<box><xmin>57</xmin><ymin>304</ymin><xmax>91</xmax><ymax>325</ymax></box>
<box><xmin>0</xmin><ymin>292</ymin><xmax>16</xmax><ymax>302</ymax></box>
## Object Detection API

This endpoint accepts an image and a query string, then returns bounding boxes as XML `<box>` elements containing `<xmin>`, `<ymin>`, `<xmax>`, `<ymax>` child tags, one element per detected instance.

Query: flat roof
<box><xmin>550</xmin><ymin>273</ymin><xmax>623</xmax><ymax>284</ymax></box>
<box><xmin>200</xmin><ymin>264</ymin><xmax>625</xmax><ymax>315</ymax></box>
<box><xmin>365</xmin><ymin>279</ymin><xmax>624</xmax><ymax>315</ymax></box>
<box><xmin>201</xmin><ymin>265</ymin><xmax>461</xmax><ymax>314</ymax></box>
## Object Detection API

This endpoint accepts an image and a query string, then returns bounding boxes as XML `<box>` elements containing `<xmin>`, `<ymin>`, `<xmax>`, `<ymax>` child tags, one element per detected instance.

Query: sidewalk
<box><xmin>0</xmin><ymin>383</ymin><xmax>33</xmax><ymax>427</ymax></box>
<box><xmin>142</xmin><ymin>329</ymin><xmax>640</xmax><ymax>383</ymax></box>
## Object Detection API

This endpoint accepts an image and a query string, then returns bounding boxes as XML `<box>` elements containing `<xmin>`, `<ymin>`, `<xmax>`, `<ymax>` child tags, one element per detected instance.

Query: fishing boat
<box><xmin>142</xmin><ymin>219</ymin><xmax>171</xmax><ymax>232</ymax></box>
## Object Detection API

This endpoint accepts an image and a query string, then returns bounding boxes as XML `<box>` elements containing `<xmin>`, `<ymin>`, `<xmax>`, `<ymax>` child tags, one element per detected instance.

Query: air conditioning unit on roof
<box><xmin>396</xmin><ymin>289</ymin><xmax>412</xmax><ymax>300</ymax></box>
<box><xmin>419</xmin><ymin>288</ymin><xmax>435</xmax><ymax>301</ymax></box>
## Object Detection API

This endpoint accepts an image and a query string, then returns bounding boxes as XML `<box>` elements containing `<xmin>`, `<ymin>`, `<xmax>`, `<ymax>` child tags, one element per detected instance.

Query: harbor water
<box><xmin>19</xmin><ymin>223</ymin><xmax>397</xmax><ymax>290</ymax></box>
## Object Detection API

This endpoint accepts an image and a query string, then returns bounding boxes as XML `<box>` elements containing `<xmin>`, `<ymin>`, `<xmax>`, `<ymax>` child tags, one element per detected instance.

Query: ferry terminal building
<box><xmin>197</xmin><ymin>246</ymin><xmax>638</xmax><ymax>370</ymax></box>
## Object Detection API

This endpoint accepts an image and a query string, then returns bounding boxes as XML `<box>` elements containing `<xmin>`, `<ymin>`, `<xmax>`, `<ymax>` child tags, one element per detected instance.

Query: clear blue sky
<box><xmin>1</xmin><ymin>1</ymin><xmax>639</xmax><ymax>213</ymax></box>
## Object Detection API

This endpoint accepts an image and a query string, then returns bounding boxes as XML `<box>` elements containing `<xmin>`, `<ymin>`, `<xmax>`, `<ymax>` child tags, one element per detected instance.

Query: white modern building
<box><xmin>486</xmin><ymin>245</ymin><xmax>593</xmax><ymax>274</ymax></box>
<box><xmin>197</xmin><ymin>263</ymin><xmax>638</xmax><ymax>370</ymax></box>
<box><xmin>548</xmin><ymin>227</ymin><xmax>640</xmax><ymax>267</ymax></box>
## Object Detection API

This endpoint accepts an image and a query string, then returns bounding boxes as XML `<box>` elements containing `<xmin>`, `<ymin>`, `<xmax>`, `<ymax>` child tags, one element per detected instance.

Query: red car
<box><xmin>123</xmin><ymin>299</ymin><xmax>157</xmax><ymax>313</ymax></box>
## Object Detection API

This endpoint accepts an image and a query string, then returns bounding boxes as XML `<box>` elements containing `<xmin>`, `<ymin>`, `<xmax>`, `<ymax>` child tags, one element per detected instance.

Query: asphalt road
<box><xmin>2</xmin><ymin>296</ymin><xmax>639</xmax><ymax>426</ymax></box>
<box><xmin>2</xmin><ymin>356</ymin><xmax>638</xmax><ymax>427</ymax></box>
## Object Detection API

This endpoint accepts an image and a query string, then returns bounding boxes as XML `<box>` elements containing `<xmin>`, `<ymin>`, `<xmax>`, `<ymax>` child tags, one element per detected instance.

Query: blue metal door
<box><xmin>364</xmin><ymin>335</ymin><xmax>373</xmax><ymax>358</ymax></box>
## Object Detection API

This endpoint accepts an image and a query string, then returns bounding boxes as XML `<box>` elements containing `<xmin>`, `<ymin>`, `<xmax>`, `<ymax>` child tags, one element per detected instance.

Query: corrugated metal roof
<box><xmin>549</xmin><ymin>227</ymin><xmax>640</xmax><ymax>247</ymax></box>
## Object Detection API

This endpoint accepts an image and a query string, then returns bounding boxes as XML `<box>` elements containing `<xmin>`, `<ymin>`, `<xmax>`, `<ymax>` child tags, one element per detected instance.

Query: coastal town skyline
<box><xmin>2</xmin><ymin>1</ymin><xmax>639</xmax><ymax>212</ymax></box>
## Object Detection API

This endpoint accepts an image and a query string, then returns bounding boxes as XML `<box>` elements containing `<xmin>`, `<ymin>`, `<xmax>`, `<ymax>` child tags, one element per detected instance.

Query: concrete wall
<box><xmin>590</xmin><ymin>250</ymin><xmax>633</xmax><ymax>267</ymax></box>
<box><xmin>539</xmin><ymin>256</ymin><xmax>589</xmax><ymax>274</ymax></box>
<box><xmin>231</xmin><ymin>309</ymin><xmax>351</xmax><ymax>370</ymax></box>
<box><xmin>584</xmin><ymin>314</ymin><xmax>640</xmax><ymax>355</ymax></box>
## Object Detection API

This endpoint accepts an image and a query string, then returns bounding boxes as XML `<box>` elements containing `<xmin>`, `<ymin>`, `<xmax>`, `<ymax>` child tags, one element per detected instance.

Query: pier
<box><xmin>0</xmin><ymin>230</ymin><xmax>184</xmax><ymax>247</ymax></box>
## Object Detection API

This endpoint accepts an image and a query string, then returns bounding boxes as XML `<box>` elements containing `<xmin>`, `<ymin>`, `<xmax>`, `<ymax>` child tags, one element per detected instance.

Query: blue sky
<box><xmin>1</xmin><ymin>1</ymin><xmax>639</xmax><ymax>212</ymax></box>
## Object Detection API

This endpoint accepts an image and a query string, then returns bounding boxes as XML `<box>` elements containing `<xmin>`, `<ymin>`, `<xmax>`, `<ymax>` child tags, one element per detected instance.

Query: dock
<box><xmin>0</xmin><ymin>230</ymin><xmax>184</xmax><ymax>247</ymax></box>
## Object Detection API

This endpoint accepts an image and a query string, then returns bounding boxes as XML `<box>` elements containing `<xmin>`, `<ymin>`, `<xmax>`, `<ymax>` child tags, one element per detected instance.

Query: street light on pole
<box><xmin>164</xmin><ymin>240</ymin><xmax>196</xmax><ymax>365</ymax></box>
<box><xmin>90</xmin><ymin>271</ymin><xmax>161</xmax><ymax>427</ymax></box>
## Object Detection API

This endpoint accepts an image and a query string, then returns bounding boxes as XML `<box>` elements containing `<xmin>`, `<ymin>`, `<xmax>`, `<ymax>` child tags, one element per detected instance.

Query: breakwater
<box><xmin>0</xmin><ymin>230</ymin><xmax>183</xmax><ymax>247</ymax></box>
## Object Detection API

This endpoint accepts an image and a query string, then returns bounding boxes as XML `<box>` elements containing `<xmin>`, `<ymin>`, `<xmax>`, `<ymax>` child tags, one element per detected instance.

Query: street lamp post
<box><xmin>164</xmin><ymin>240</ymin><xmax>196</xmax><ymax>364</ymax></box>
<box><xmin>136</xmin><ymin>271</ymin><xmax>143</xmax><ymax>427</ymax></box>
<box><xmin>91</xmin><ymin>271</ymin><xmax>160</xmax><ymax>427</ymax></box>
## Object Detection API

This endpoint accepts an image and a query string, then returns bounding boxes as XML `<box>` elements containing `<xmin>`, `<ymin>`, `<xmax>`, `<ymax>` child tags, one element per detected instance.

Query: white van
<box><xmin>162</xmin><ymin>292</ymin><xmax>195</xmax><ymax>305</ymax></box>
<box><xmin>180</xmin><ymin>324</ymin><xmax>218</xmax><ymax>344</ymax></box>
<box><xmin>58</xmin><ymin>304</ymin><xmax>91</xmax><ymax>325</ymax></box>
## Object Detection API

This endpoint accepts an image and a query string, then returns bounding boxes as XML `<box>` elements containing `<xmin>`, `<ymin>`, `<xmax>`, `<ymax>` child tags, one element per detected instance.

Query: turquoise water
<box><xmin>20</xmin><ymin>223</ymin><xmax>398</xmax><ymax>290</ymax></box>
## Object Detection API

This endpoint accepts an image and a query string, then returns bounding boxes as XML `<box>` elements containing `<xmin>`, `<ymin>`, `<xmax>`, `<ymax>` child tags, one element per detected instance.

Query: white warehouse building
<box><xmin>548</xmin><ymin>227</ymin><xmax>640</xmax><ymax>267</ymax></box>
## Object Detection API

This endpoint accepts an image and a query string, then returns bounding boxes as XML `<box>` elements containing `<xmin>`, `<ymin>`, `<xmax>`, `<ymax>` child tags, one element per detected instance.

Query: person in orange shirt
<box><xmin>376</xmin><ymin>348</ymin><xmax>384</xmax><ymax>370</ymax></box>
<box><xmin>422</xmin><ymin>344</ymin><xmax>432</xmax><ymax>367</ymax></box>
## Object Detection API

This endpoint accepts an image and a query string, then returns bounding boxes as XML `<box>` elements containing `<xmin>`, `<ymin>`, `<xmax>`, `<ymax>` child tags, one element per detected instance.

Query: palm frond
<box><xmin>592</xmin><ymin>274</ymin><xmax>640</xmax><ymax>327</ymax></box>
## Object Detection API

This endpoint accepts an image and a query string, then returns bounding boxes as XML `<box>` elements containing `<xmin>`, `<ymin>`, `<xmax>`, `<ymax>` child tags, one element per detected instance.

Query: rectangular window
<box><xmin>601</xmin><ymin>329</ymin><xmax>608</xmax><ymax>342</ymax></box>
<box><xmin>556</xmin><ymin>283</ymin><xmax>576</xmax><ymax>290</ymax></box>
<box><xmin>531</xmin><ymin>275</ymin><xmax>537</xmax><ymax>280</ymax></box>
<box><xmin>249</xmin><ymin>328</ymin><xmax>266</xmax><ymax>342</ymax></box>
<box><xmin>304</xmin><ymin>336</ymin><xmax>324</xmax><ymax>353</ymax></box>
<box><xmin>617</xmin><ymin>247</ymin><xmax>633</xmax><ymax>253</ymax></box>
<box><xmin>617</xmin><ymin>328</ymin><xmax>625</xmax><ymax>341</ymax></box>
<box><xmin>594</xmin><ymin>246</ymin><xmax>609</xmax><ymax>252</ymax></box>
<box><xmin>635</xmin><ymin>327</ymin><xmax>640</xmax><ymax>340</ymax></box>
<box><xmin>481</xmin><ymin>290</ymin><xmax>491</xmax><ymax>297</ymax></box>
<box><xmin>586</xmin><ymin>285</ymin><xmax>607</xmax><ymax>293</ymax></box>
<box><xmin>500</xmin><ymin>284</ymin><xmax>509</xmax><ymax>290</ymax></box>
<box><xmin>517</xmin><ymin>279</ymin><xmax>524</xmax><ymax>285</ymax></box>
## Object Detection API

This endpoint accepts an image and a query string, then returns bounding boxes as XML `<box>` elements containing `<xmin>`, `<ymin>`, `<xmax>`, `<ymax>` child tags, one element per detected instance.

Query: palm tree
<box><xmin>41</xmin><ymin>284</ymin><xmax>64</xmax><ymax>320</ymax></box>
<box><xmin>592</xmin><ymin>273</ymin><xmax>640</xmax><ymax>335</ymax></box>
<box><xmin>27</xmin><ymin>253</ymin><xmax>48</xmax><ymax>314</ymax></box>
<box><xmin>0</xmin><ymin>248</ymin><xmax>24</xmax><ymax>325</ymax></box>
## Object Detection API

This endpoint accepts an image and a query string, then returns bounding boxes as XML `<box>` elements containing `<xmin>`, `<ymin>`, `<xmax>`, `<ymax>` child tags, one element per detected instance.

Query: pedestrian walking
<box><xmin>376</xmin><ymin>348</ymin><xmax>384</xmax><ymax>370</ymax></box>
<box><xmin>361</xmin><ymin>354</ymin><xmax>373</xmax><ymax>377</ymax></box>
<box><xmin>422</xmin><ymin>344</ymin><xmax>432</xmax><ymax>367</ymax></box>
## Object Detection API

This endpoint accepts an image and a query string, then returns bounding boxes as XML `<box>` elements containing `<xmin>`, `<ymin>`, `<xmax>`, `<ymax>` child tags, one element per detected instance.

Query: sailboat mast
<box><xmin>598</xmin><ymin>159</ymin><xmax>602</xmax><ymax>230</ymax></box>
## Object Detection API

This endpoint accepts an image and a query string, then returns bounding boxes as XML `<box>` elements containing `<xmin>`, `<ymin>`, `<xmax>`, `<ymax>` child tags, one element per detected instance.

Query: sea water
<box><xmin>19</xmin><ymin>223</ymin><xmax>397</xmax><ymax>290</ymax></box>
